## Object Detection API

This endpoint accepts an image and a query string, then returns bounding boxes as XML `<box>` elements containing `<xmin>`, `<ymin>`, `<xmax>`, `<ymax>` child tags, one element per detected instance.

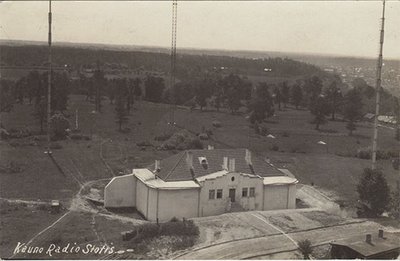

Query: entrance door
<box><xmin>229</xmin><ymin>188</ymin><xmax>236</xmax><ymax>202</ymax></box>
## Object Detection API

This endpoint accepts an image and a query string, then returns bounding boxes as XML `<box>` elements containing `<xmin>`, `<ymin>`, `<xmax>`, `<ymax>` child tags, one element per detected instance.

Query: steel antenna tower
<box><xmin>45</xmin><ymin>0</ymin><xmax>53</xmax><ymax>155</ymax></box>
<box><xmin>169</xmin><ymin>0</ymin><xmax>178</xmax><ymax>127</ymax></box>
<box><xmin>371</xmin><ymin>0</ymin><xmax>386</xmax><ymax>169</ymax></box>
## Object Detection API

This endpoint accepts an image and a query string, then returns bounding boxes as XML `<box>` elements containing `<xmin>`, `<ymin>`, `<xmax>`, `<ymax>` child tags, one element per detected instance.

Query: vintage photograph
<box><xmin>0</xmin><ymin>0</ymin><xmax>399</xmax><ymax>259</ymax></box>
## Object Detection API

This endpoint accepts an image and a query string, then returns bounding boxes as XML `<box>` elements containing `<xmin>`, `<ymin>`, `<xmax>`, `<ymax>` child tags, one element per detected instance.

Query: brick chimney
<box><xmin>186</xmin><ymin>151</ymin><xmax>194</xmax><ymax>170</ymax></box>
<box><xmin>228</xmin><ymin>158</ymin><xmax>236</xmax><ymax>172</ymax></box>
<box><xmin>223</xmin><ymin>157</ymin><xmax>228</xmax><ymax>170</ymax></box>
<box><xmin>378</xmin><ymin>229</ymin><xmax>384</xmax><ymax>238</ymax></box>
<box><xmin>366</xmin><ymin>234</ymin><xmax>372</xmax><ymax>244</ymax></box>
<box><xmin>245</xmin><ymin>149</ymin><xmax>252</xmax><ymax>165</ymax></box>
<box><xmin>155</xmin><ymin>160</ymin><xmax>161</xmax><ymax>172</ymax></box>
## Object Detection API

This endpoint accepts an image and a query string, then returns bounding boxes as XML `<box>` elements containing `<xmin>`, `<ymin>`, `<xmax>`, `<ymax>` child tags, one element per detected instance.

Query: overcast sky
<box><xmin>1</xmin><ymin>1</ymin><xmax>399</xmax><ymax>59</ymax></box>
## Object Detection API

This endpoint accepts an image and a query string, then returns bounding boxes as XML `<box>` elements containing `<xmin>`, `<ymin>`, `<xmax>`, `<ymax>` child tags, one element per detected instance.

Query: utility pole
<box><xmin>371</xmin><ymin>0</ymin><xmax>386</xmax><ymax>169</ymax></box>
<box><xmin>169</xmin><ymin>0</ymin><xmax>178</xmax><ymax>127</ymax></box>
<box><xmin>45</xmin><ymin>0</ymin><xmax>52</xmax><ymax>155</ymax></box>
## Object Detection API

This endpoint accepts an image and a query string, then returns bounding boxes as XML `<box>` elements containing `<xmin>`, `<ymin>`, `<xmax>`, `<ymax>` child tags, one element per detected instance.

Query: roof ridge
<box><xmin>163</xmin><ymin>151</ymin><xmax>186</xmax><ymax>181</ymax></box>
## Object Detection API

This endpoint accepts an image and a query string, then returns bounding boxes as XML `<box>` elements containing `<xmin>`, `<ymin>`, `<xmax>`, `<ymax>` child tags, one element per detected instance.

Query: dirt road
<box><xmin>176</xmin><ymin>217</ymin><xmax>392</xmax><ymax>259</ymax></box>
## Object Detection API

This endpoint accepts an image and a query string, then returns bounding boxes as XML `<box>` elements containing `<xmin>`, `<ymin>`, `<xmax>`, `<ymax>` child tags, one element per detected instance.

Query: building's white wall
<box><xmin>136</xmin><ymin>178</ymin><xmax>149</xmax><ymax>217</ymax></box>
<box><xmin>104</xmin><ymin>174</ymin><xmax>136</xmax><ymax>207</ymax></box>
<box><xmin>156</xmin><ymin>189</ymin><xmax>199</xmax><ymax>222</ymax></box>
<box><xmin>263</xmin><ymin>185</ymin><xmax>291</xmax><ymax>210</ymax></box>
<box><xmin>147</xmin><ymin>187</ymin><xmax>158</xmax><ymax>221</ymax></box>
<box><xmin>287</xmin><ymin>184</ymin><xmax>296</xmax><ymax>209</ymax></box>
<box><xmin>199</xmin><ymin>172</ymin><xmax>263</xmax><ymax>217</ymax></box>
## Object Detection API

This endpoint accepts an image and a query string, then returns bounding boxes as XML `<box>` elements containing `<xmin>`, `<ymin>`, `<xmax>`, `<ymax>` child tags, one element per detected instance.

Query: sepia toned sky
<box><xmin>0</xmin><ymin>1</ymin><xmax>399</xmax><ymax>59</ymax></box>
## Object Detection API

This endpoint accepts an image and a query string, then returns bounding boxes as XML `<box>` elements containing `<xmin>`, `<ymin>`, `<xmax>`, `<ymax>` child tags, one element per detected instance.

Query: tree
<box><xmin>214</xmin><ymin>91</ymin><xmax>223</xmax><ymax>112</ymax></box>
<box><xmin>226</xmin><ymin>87</ymin><xmax>242</xmax><ymax>114</ymax></box>
<box><xmin>281</xmin><ymin>81</ymin><xmax>290</xmax><ymax>108</ymax></box>
<box><xmin>304</xmin><ymin>76</ymin><xmax>322</xmax><ymax>108</ymax></box>
<box><xmin>357</xmin><ymin>168</ymin><xmax>390</xmax><ymax>217</ymax></box>
<box><xmin>393</xmin><ymin>97</ymin><xmax>400</xmax><ymax>141</ymax></box>
<box><xmin>325</xmin><ymin>81</ymin><xmax>342</xmax><ymax>121</ymax></box>
<box><xmin>274</xmin><ymin>86</ymin><xmax>282</xmax><ymax>110</ymax></box>
<box><xmin>0</xmin><ymin>80</ymin><xmax>14</xmax><ymax>113</ymax></box>
<box><xmin>14</xmin><ymin>77</ymin><xmax>26</xmax><ymax>104</ymax></box>
<box><xmin>297</xmin><ymin>239</ymin><xmax>313</xmax><ymax>259</ymax></box>
<box><xmin>50</xmin><ymin>113</ymin><xmax>70</xmax><ymax>140</ymax></box>
<box><xmin>51</xmin><ymin>72</ymin><xmax>70</xmax><ymax>112</ymax></box>
<box><xmin>144</xmin><ymin>76</ymin><xmax>165</xmax><ymax>103</ymax></box>
<box><xmin>133</xmin><ymin>78</ymin><xmax>142</xmax><ymax>99</ymax></box>
<box><xmin>219</xmin><ymin>74</ymin><xmax>251</xmax><ymax>114</ymax></box>
<box><xmin>248</xmin><ymin>83</ymin><xmax>274</xmax><ymax>124</ymax></box>
<box><xmin>343</xmin><ymin>88</ymin><xmax>363</xmax><ymax>136</ymax></box>
<box><xmin>107</xmin><ymin>79</ymin><xmax>117</xmax><ymax>105</ymax></box>
<box><xmin>291</xmin><ymin>83</ymin><xmax>303</xmax><ymax>109</ymax></box>
<box><xmin>33</xmin><ymin>99</ymin><xmax>47</xmax><ymax>133</ymax></box>
<box><xmin>25</xmin><ymin>71</ymin><xmax>42</xmax><ymax>105</ymax></box>
<box><xmin>388</xmin><ymin>182</ymin><xmax>400</xmax><ymax>219</ymax></box>
<box><xmin>310</xmin><ymin>95</ymin><xmax>329</xmax><ymax>130</ymax></box>
<box><xmin>115</xmin><ymin>95</ymin><xmax>129</xmax><ymax>131</ymax></box>
<box><xmin>93</xmin><ymin>67</ymin><xmax>106</xmax><ymax>112</ymax></box>
<box><xmin>195</xmin><ymin>78</ymin><xmax>214</xmax><ymax>111</ymax></box>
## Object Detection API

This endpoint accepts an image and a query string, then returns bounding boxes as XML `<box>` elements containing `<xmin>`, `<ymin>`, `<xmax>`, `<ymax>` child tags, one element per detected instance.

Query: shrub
<box><xmin>198</xmin><ymin>133</ymin><xmax>209</xmax><ymax>140</ymax></box>
<box><xmin>120</xmin><ymin>128</ymin><xmax>131</xmax><ymax>133</ymax></box>
<box><xmin>270</xmin><ymin>144</ymin><xmax>279</xmax><ymax>151</ymax></box>
<box><xmin>282</xmin><ymin>131</ymin><xmax>290</xmax><ymax>137</ymax></box>
<box><xmin>49</xmin><ymin>142</ymin><xmax>63</xmax><ymax>150</ymax></box>
<box><xmin>357</xmin><ymin>147</ymin><xmax>395</xmax><ymax>160</ymax></box>
<box><xmin>212</xmin><ymin>120</ymin><xmax>221</xmax><ymax>128</ymax></box>
<box><xmin>70</xmin><ymin>134</ymin><xmax>90</xmax><ymax>140</ymax></box>
<box><xmin>154</xmin><ymin>134</ymin><xmax>172</xmax><ymax>142</ymax></box>
<box><xmin>298</xmin><ymin>239</ymin><xmax>313</xmax><ymax>259</ymax></box>
<box><xmin>170</xmin><ymin>217</ymin><xmax>179</xmax><ymax>222</ymax></box>
<box><xmin>357</xmin><ymin>168</ymin><xmax>391</xmax><ymax>217</ymax></box>
<box><xmin>392</xmin><ymin>158</ymin><xmax>399</xmax><ymax>170</ymax></box>
<box><xmin>136</xmin><ymin>141</ymin><xmax>153</xmax><ymax>147</ymax></box>
<box><xmin>188</xmin><ymin>139</ymin><xmax>203</xmax><ymax>149</ymax></box>
<box><xmin>50</xmin><ymin>113</ymin><xmax>70</xmax><ymax>140</ymax></box>
<box><xmin>161</xmin><ymin>130</ymin><xmax>203</xmax><ymax>150</ymax></box>
<box><xmin>129</xmin><ymin>219</ymin><xmax>199</xmax><ymax>244</ymax></box>
<box><xmin>171</xmin><ymin>236</ymin><xmax>196</xmax><ymax>251</ymax></box>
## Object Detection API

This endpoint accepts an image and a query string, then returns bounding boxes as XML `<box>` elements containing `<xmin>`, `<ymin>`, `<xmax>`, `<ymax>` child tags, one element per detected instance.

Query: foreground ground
<box><xmin>1</xmin><ymin>95</ymin><xmax>399</xmax><ymax>259</ymax></box>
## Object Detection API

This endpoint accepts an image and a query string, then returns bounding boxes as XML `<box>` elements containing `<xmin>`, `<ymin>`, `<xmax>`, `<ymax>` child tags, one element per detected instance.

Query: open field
<box><xmin>1</xmin><ymin>94</ymin><xmax>399</xmax><ymax>259</ymax></box>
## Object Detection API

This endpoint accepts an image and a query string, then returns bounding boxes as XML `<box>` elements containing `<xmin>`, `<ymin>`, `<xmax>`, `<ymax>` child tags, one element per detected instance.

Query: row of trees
<box><xmin>1</xmin><ymin>71</ymin><xmax>70</xmax><ymax>132</ymax></box>
<box><xmin>1</xmin><ymin>45</ymin><xmax>325</xmax><ymax>80</ymax></box>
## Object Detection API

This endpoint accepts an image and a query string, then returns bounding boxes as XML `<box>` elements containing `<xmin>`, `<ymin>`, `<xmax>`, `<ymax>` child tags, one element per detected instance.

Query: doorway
<box><xmin>229</xmin><ymin>188</ymin><xmax>236</xmax><ymax>202</ymax></box>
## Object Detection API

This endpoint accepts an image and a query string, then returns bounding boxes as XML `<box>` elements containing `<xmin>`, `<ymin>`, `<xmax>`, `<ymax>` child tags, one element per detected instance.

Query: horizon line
<box><xmin>1</xmin><ymin>38</ymin><xmax>400</xmax><ymax>61</ymax></box>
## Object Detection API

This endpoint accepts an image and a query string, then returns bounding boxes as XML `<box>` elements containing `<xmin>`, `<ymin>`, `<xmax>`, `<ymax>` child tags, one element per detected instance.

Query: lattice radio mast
<box><xmin>371</xmin><ymin>0</ymin><xmax>386</xmax><ymax>169</ymax></box>
<box><xmin>45</xmin><ymin>0</ymin><xmax>53</xmax><ymax>155</ymax></box>
<box><xmin>169</xmin><ymin>0</ymin><xmax>178</xmax><ymax>126</ymax></box>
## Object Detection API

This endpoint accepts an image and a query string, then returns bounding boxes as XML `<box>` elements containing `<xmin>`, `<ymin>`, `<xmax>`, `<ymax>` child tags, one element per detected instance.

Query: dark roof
<box><xmin>148</xmin><ymin>148</ymin><xmax>284</xmax><ymax>182</ymax></box>
<box><xmin>330</xmin><ymin>232</ymin><xmax>400</xmax><ymax>258</ymax></box>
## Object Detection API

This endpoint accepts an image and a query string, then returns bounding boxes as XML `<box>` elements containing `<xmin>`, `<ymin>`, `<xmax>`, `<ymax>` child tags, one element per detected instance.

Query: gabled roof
<box><xmin>330</xmin><ymin>232</ymin><xmax>400</xmax><ymax>258</ymax></box>
<box><xmin>148</xmin><ymin>148</ymin><xmax>284</xmax><ymax>182</ymax></box>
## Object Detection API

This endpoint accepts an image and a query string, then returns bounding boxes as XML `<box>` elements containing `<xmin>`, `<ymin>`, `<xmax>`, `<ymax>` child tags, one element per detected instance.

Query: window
<box><xmin>231</xmin><ymin>176</ymin><xmax>235</xmax><ymax>182</ymax></box>
<box><xmin>217</xmin><ymin>189</ymin><xmax>223</xmax><ymax>199</ymax></box>
<box><xmin>249</xmin><ymin>187</ymin><xmax>255</xmax><ymax>197</ymax></box>
<box><xmin>242</xmin><ymin>188</ymin><xmax>248</xmax><ymax>197</ymax></box>
<box><xmin>209</xmin><ymin>189</ymin><xmax>215</xmax><ymax>200</ymax></box>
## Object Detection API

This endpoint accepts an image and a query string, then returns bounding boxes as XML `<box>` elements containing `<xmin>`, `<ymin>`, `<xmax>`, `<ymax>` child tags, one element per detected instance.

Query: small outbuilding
<box><xmin>330</xmin><ymin>229</ymin><xmax>400</xmax><ymax>259</ymax></box>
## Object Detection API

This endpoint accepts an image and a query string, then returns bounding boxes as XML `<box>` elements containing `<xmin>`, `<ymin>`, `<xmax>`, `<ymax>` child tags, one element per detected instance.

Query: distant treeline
<box><xmin>0</xmin><ymin>45</ymin><xmax>326</xmax><ymax>80</ymax></box>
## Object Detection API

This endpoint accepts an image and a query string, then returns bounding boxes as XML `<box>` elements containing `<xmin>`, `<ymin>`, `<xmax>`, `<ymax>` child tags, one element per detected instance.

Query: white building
<box><xmin>104</xmin><ymin>148</ymin><xmax>298</xmax><ymax>221</ymax></box>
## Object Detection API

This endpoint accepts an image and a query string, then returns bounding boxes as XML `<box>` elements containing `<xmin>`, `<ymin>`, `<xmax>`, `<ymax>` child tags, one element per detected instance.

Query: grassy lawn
<box><xmin>0</xmin><ymin>200</ymin><xmax>67</xmax><ymax>258</ymax></box>
<box><xmin>1</xmin><ymin>93</ymin><xmax>399</xmax><ymax>259</ymax></box>
<box><xmin>2</xmin><ymin>95</ymin><xmax>398</xmax><ymax>204</ymax></box>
